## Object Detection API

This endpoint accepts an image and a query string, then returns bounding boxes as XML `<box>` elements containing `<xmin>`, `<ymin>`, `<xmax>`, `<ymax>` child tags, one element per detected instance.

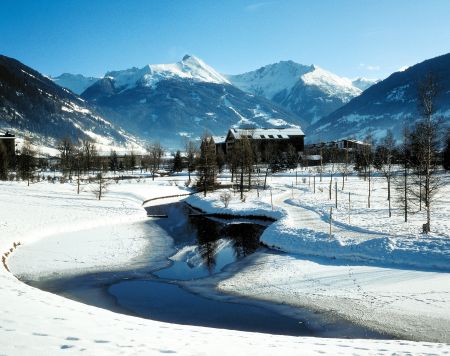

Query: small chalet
<box><xmin>221</xmin><ymin>127</ymin><xmax>305</xmax><ymax>155</ymax></box>
<box><xmin>0</xmin><ymin>131</ymin><xmax>16</xmax><ymax>159</ymax></box>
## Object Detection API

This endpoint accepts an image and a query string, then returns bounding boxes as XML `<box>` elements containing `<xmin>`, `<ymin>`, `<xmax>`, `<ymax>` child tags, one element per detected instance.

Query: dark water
<box><xmin>109</xmin><ymin>280</ymin><xmax>312</xmax><ymax>336</ymax></box>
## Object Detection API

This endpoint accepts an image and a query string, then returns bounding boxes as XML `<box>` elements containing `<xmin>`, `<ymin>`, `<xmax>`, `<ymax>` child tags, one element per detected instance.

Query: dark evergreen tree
<box><xmin>172</xmin><ymin>150</ymin><xmax>183</xmax><ymax>172</ymax></box>
<box><xmin>109</xmin><ymin>150</ymin><xmax>119</xmax><ymax>174</ymax></box>
<box><xmin>196</xmin><ymin>134</ymin><xmax>217</xmax><ymax>196</ymax></box>
<box><xmin>17</xmin><ymin>136</ymin><xmax>36</xmax><ymax>186</ymax></box>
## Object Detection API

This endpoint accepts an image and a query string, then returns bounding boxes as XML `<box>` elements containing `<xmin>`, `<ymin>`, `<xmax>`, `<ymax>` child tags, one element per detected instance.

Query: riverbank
<box><xmin>1</xmin><ymin>178</ymin><xmax>449</xmax><ymax>354</ymax></box>
<box><xmin>185</xmin><ymin>176</ymin><xmax>450</xmax><ymax>342</ymax></box>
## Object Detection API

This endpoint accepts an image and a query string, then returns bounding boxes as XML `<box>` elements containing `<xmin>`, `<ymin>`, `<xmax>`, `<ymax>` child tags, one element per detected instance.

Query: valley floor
<box><xmin>0</xmin><ymin>173</ymin><xmax>449</xmax><ymax>355</ymax></box>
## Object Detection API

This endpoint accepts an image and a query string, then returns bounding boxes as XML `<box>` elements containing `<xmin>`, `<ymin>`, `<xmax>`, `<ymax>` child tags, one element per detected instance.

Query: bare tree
<box><xmin>92</xmin><ymin>173</ymin><xmax>109</xmax><ymax>200</ymax></box>
<box><xmin>109</xmin><ymin>150</ymin><xmax>119</xmax><ymax>175</ymax></box>
<box><xmin>58</xmin><ymin>137</ymin><xmax>75</xmax><ymax>177</ymax></box>
<box><xmin>395</xmin><ymin>125</ymin><xmax>412</xmax><ymax>222</ymax></box>
<box><xmin>147</xmin><ymin>142</ymin><xmax>164</xmax><ymax>180</ymax></box>
<box><xmin>340</xmin><ymin>144</ymin><xmax>352</xmax><ymax>190</ymax></box>
<box><xmin>323</xmin><ymin>145</ymin><xmax>339</xmax><ymax>200</ymax></box>
<box><xmin>81</xmin><ymin>139</ymin><xmax>97</xmax><ymax>174</ymax></box>
<box><xmin>231</xmin><ymin>131</ymin><xmax>254</xmax><ymax>200</ymax></box>
<box><xmin>374</xmin><ymin>130</ymin><xmax>396</xmax><ymax>217</ymax></box>
<box><xmin>185</xmin><ymin>139</ymin><xmax>198</xmax><ymax>182</ymax></box>
<box><xmin>124</xmin><ymin>150</ymin><xmax>136</xmax><ymax>173</ymax></box>
<box><xmin>220</xmin><ymin>191</ymin><xmax>232</xmax><ymax>208</ymax></box>
<box><xmin>412</xmin><ymin>73</ymin><xmax>442</xmax><ymax>233</ymax></box>
<box><xmin>360</xmin><ymin>135</ymin><xmax>374</xmax><ymax>208</ymax></box>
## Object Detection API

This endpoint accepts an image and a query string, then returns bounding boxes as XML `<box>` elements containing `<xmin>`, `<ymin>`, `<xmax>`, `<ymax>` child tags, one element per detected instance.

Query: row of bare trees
<box><xmin>351</xmin><ymin>74</ymin><xmax>448</xmax><ymax>233</ymax></box>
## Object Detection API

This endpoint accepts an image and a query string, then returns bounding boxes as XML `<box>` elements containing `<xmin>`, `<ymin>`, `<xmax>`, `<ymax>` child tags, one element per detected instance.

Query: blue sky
<box><xmin>1</xmin><ymin>0</ymin><xmax>449</xmax><ymax>79</ymax></box>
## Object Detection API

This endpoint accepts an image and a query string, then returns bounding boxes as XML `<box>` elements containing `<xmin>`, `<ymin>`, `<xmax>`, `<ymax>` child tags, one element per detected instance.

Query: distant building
<box><xmin>0</xmin><ymin>131</ymin><xmax>16</xmax><ymax>159</ymax></box>
<box><xmin>306</xmin><ymin>139</ymin><xmax>370</xmax><ymax>152</ymax></box>
<box><xmin>218</xmin><ymin>127</ymin><xmax>305</xmax><ymax>156</ymax></box>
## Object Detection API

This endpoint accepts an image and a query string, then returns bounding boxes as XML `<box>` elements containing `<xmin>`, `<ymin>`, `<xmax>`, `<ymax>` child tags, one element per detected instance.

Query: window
<box><xmin>260</xmin><ymin>135</ymin><xmax>265</xmax><ymax>138</ymax></box>
<box><xmin>268</xmin><ymin>135</ymin><xmax>274</xmax><ymax>138</ymax></box>
<box><xmin>277</xmin><ymin>135</ymin><xmax>283</xmax><ymax>138</ymax></box>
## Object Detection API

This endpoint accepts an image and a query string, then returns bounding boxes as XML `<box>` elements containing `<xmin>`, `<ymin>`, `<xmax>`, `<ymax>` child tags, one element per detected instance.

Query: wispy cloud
<box><xmin>398</xmin><ymin>65</ymin><xmax>410</xmax><ymax>72</ymax></box>
<box><xmin>359</xmin><ymin>63</ymin><xmax>381</xmax><ymax>71</ymax></box>
<box><xmin>245</xmin><ymin>1</ymin><xmax>273</xmax><ymax>12</ymax></box>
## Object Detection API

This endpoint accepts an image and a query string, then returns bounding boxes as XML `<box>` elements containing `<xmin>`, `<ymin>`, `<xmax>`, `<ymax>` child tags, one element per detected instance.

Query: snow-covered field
<box><xmin>1</xmin><ymin>175</ymin><xmax>449</xmax><ymax>355</ymax></box>
<box><xmin>185</xmin><ymin>171</ymin><xmax>450</xmax><ymax>341</ymax></box>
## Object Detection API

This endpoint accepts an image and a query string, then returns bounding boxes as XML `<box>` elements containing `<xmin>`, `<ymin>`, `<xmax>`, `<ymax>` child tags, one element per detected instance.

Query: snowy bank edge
<box><xmin>185</xmin><ymin>192</ymin><xmax>450</xmax><ymax>271</ymax></box>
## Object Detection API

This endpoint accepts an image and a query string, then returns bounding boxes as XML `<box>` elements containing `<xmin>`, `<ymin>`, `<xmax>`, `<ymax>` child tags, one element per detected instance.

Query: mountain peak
<box><xmin>51</xmin><ymin>73</ymin><xmax>100</xmax><ymax>94</ymax></box>
<box><xmin>182</xmin><ymin>54</ymin><xmax>197</xmax><ymax>61</ymax></box>
<box><xmin>101</xmin><ymin>56</ymin><xmax>229</xmax><ymax>91</ymax></box>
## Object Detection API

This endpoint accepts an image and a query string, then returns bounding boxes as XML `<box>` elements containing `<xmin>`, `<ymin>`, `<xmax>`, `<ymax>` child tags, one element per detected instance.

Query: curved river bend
<box><xmin>11</xmin><ymin>201</ymin><xmax>390</xmax><ymax>339</ymax></box>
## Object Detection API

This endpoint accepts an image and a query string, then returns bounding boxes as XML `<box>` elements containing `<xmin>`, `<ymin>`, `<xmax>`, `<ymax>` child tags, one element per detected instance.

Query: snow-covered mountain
<box><xmin>104</xmin><ymin>55</ymin><xmax>230</xmax><ymax>91</ymax></box>
<box><xmin>82</xmin><ymin>55</ymin><xmax>304</xmax><ymax>148</ymax></box>
<box><xmin>227</xmin><ymin>61</ymin><xmax>362</xmax><ymax>126</ymax></box>
<box><xmin>51</xmin><ymin>73</ymin><xmax>100</xmax><ymax>95</ymax></box>
<box><xmin>0</xmin><ymin>55</ymin><xmax>138</xmax><ymax>149</ymax></box>
<box><xmin>351</xmin><ymin>77</ymin><xmax>379</xmax><ymax>91</ymax></box>
<box><xmin>307</xmin><ymin>52</ymin><xmax>450</xmax><ymax>142</ymax></box>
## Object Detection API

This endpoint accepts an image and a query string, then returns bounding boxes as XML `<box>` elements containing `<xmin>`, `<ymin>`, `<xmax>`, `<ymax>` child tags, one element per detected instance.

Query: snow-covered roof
<box><xmin>228</xmin><ymin>127</ymin><xmax>304</xmax><ymax>140</ymax></box>
<box><xmin>0</xmin><ymin>131</ymin><xmax>15</xmax><ymax>138</ymax></box>
<box><xmin>212</xmin><ymin>136</ymin><xmax>226</xmax><ymax>144</ymax></box>
<box><xmin>345</xmin><ymin>139</ymin><xmax>371</xmax><ymax>146</ymax></box>
<box><xmin>305</xmin><ymin>155</ymin><xmax>322</xmax><ymax>160</ymax></box>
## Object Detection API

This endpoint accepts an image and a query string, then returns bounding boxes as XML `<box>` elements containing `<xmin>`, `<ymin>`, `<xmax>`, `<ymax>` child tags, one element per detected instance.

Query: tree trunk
<box><xmin>263</xmin><ymin>166</ymin><xmax>269</xmax><ymax>190</ymax></box>
<box><xmin>329</xmin><ymin>173</ymin><xmax>332</xmax><ymax>200</ymax></box>
<box><xmin>404</xmin><ymin>166</ymin><xmax>408</xmax><ymax>223</ymax></box>
<box><xmin>387</xmin><ymin>175</ymin><xmax>391</xmax><ymax>218</ymax></box>
<box><xmin>240</xmin><ymin>166</ymin><xmax>244</xmax><ymax>200</ymax></box>
<box><xmin>368</xmin><ymin>167</ymin><xmax>371</xmax><ymax>208</ymax></box>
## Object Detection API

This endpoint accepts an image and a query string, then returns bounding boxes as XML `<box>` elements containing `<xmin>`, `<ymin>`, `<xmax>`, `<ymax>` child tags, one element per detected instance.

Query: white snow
<box><xmin>185</xmin><ymin>172</ymin><xmax>450</xmax><ymax>342</ymax></box>
<box><xmin>352</xmin><ymin>77</ymin><xmax>379</xmax><ymax>91</ymax></box>
<box><xmin>228</xmin><ymin>61</ymin><xmax>362</xmax><ymax>102</ymax></box>
<box><xmin>1</xmin><ymin>175</ymin><xmax>449</xmax><ymax>354</ymax></box>
<box><xmin>227</xmin><ymin>61</ymin><xmax>312</xmax><ymax>99</ymax></box>
<box><xmin>301</xmin><ymin>66</ymin><xmax>361</xmax><ymax>101</ymax></box>
<box><xmin>105</xmin><ymin>55</ymin><xmax>229</xmax><ymax>91</ymax></box>
<box><xmin>386</xmin><ymin>84</ymin><xmax>409</xmax><ymax>102</ymax></box>
<box><xmin>51</xmin><ymin>73</ymin><xmax>100</xmax><ymax>95</ymax></box>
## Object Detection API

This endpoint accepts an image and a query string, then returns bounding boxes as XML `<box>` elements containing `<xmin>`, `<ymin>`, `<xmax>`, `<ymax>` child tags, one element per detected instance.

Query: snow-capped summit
<box><xmin>226</xmin><ymin>61</ymin><xmax>313</xmax><ymax>99</ymax></box>
<box><xmin>227</xmin><ymin>61</ymin><xmax>363</xmax><ymax>126</ymax></box>
<box><xmin>104</xmin><ymin>55</ymin><xmax>229</xmax><ymax>91</ymax></box>
<box><xmin>51</xmin><ymin>73</ymin><xmax>100</xmax><ymax>95</ymax></box>
<box><xmin>300</xmin><ymin>65</ymin><xmax>361</xmax><ymax>100</ymax></box>
<box><xmin>351</xmin><ymin>77</ymin><xmax>379</xmax><ymax>91</ymax></box>
<box><xmin>81</xmin><ymin>56</ymin><xmax>303</xmax><ymax>148</ymax></box>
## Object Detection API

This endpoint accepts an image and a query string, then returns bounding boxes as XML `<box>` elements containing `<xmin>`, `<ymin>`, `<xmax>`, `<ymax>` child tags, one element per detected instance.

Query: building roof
<box><xmin>228</xmin><ymin>127</ymin><xmax>304</xmax><ymax>140</ymax></box>
<box><xmin>212</xmin><ymin>136</ymin><xmax>226</xmax><ymax>144</ymax></box>
<box><xmin>305</xmin><ymin>154</ymin><xmax>322</xmax><ymax>160</ymax></box>
<box><xmin>0</xmin><ymin>131</ymin><xmax>15</xmax><ymax>138</ymax></box>
<box><xmin>345</xmin><ymin>139</ymin><xmax>370</xmax><ymax>146</ymax></box>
